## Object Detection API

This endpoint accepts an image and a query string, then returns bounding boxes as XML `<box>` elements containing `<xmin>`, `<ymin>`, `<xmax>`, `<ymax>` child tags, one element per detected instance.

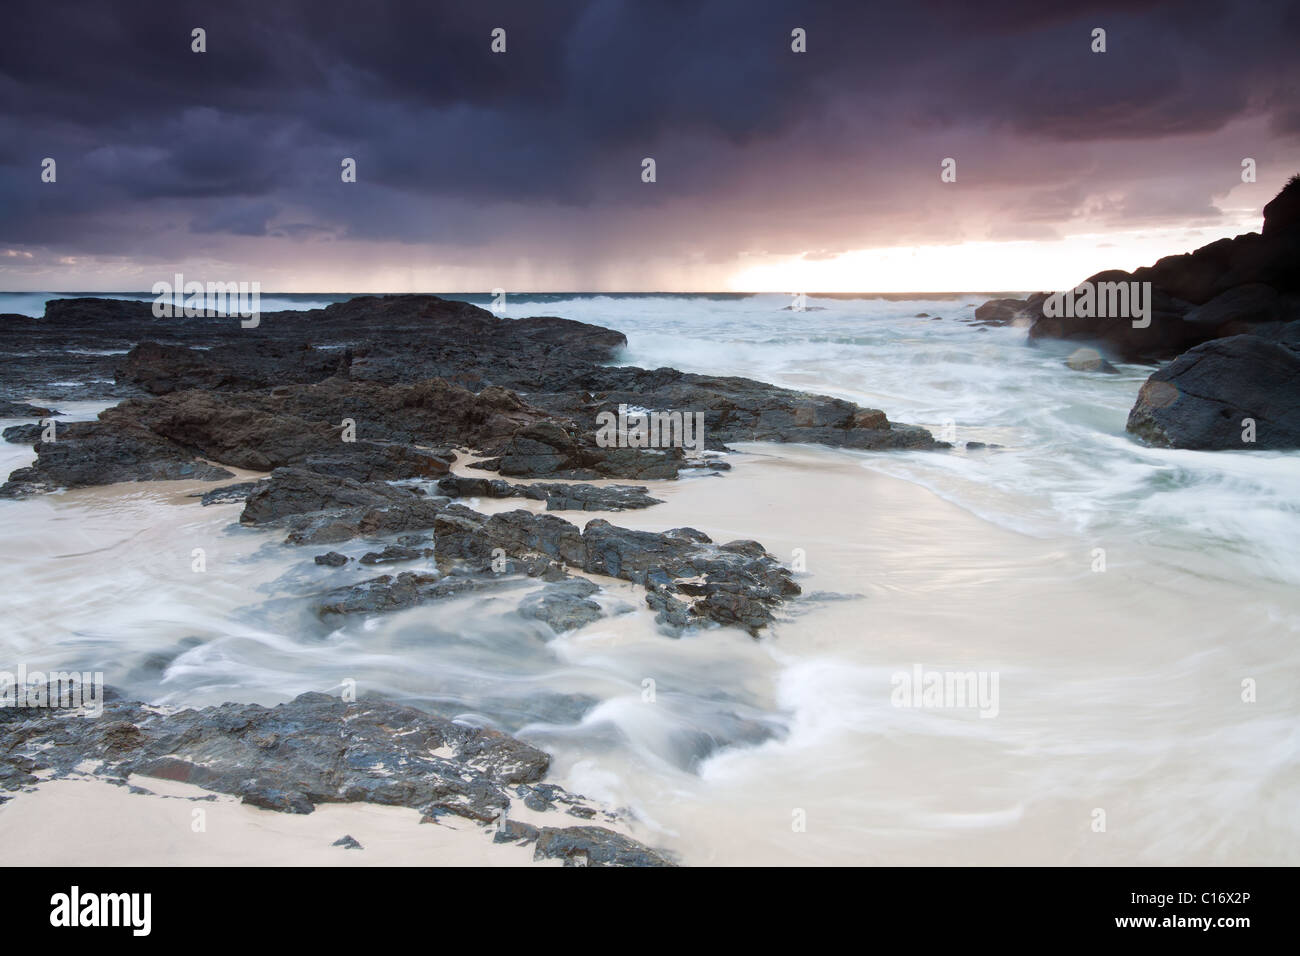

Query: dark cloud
<box><xmin>0</xmin><ymin>0</ymin><xmax>1296</xmax><ymax>286</ymax></box>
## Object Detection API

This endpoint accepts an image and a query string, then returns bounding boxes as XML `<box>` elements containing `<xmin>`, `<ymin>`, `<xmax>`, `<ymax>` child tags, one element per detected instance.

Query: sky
<box><xmin>1</xmin><ymin>0</ymin><xmax>1298</xmax><ymax>293</ymax></box>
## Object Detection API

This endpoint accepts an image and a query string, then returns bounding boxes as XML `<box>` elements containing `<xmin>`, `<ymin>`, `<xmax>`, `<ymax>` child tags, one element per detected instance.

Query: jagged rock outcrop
<box><xmin>984</xmin><ymin>178</ymin><xmax>1300</xmax><ymax>362</ymax></box>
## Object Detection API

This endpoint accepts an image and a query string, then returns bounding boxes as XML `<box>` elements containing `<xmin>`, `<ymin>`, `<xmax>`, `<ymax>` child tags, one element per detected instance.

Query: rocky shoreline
<box><xmin>4</xmin><ymin>181</ymin><xmax>1296</xmax><ymax>866</ymax></box>
<box><xmin>1</xmin><ymin>292</ymin><xmax>938</xmax><ymax>498</ymax></box>
<box><xmin>972</xmin><ymin>177</ymin><xmax>1300</xmax><ymax>451</ymax></box>
<box><xmin>0</xmin><ymin>291</ymin><xmax>945</xmax><ymax>865</ymax></box>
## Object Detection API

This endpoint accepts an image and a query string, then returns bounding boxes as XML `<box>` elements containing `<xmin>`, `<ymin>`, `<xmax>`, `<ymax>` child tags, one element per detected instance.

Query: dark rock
<box><xmin>2</xmin><ymin>691</ymin><xmax>674</xmax><ymax>864</ymax></box>
<box><xmin>1249</xmin><ymin>319</ymin><xmax>1300</xmax><ymax>348</ymax></box>
<box><xmin>435</xmin><ymin>475</ymin><xmax>664</xmax><ymax>511</ymax></box>
<box><xmin>0</xmin><ymin>401</ymin><xmax>58</xmax><ymax>418</ymax></box>
<box><xmin>646</xmin><ymin>587</ymin><xmax>693</xmax><ymax>632</ymax></box>
<box><xmin>314</xmin><ymin>551</ymin><xmax>349</xmax><ymax>567</ymax></box>
<box><xmin>1262</xmin><ymin>175</ymin><xmax>1300</xmax><ymax>238</ymax></box>
<box><xmin>2</xmin><ymin>423</ymin><xmax>42</xmax><ymax>444</ymax></box>
<box><xmin>314</xmin><ymin>571</ymin><xmax>489</xmax><ymax>618</ymax></box>
<box><xmin>0</xmin><ymin>420</ymin><xmax>233</xmax><ymax>498</ymax></box>
<box><xmin>359</xmin><ymin>544</ymin><xmax>432</xmax><ymax>565</ymax></box>
<box><xmin>973</xmin><ymin>297</ymin><xmax>1037</xmax><ymax>326</ymax></box>
<box><xmin>282</xmin><ymin>498</ymin><xmax>453</xmax><ymax>547</ymax></box>
<box><xmin>486</xmin><ymin>420</ymin><xmax>685</xmax><ymax>480</ymax></box>
<box><xmin>678</xmin><ymin>457</ymin><xmax>731</xmax><ymax>472</ymax></box>
<box><xmin>1014</xmin><ymin>179</ymin><xmax>1300</xmax><ymax>360</ymax></box>
<box><xmin>533</xmin><ymin>826</ymin><xmax>675</xmax><ymax>867</ymax></box>
<box><xmin>304</xmin><ymin>503</ymin><xmax>799</xmax><ymax>634</ymax></box>
<box><xmin>103</xmin><ymin>387</ymin><xmax>456</xmax><ymax>480</ymax></box>
<box><xmin>5</xmin><ymin>293</ymin><xmax>938</xmax><ymax>495</ymax></box>
<box><xmin>492</xmin><ymin>819</ymin><xmax>540</xmax><ymax>845</ymax></box>
<box><xmin>434</xmin><ymin>476</ymin><xmax>517</xmax><ymax>499</ymax></box>
<box><xmin>241</xmin><ymin>468</ymin><xmax>423</xmax><ymax>525</ymax></box>
<box><xmin>578</xmin><ymin>518</ymin><xmax>798</xmax><ymax>633</ymax></box>
<box><xmin>1064</xmin><ymin>348</ymin><xmax>1120</xmax><ymax>373</ymax></box>
<box><xmin>1183</xmin><ymin>282</ymin><xmax>1283</xmax><ymax>334</ymax></box>
<box><xmin>1024</xmin><ymin>271</ymin><xmax>1198</xmax><ymax>361</ymax></box>
<box><xmin>0</xmin><ymin>692</ymin><xmax>546</xmax><ymax>821</ymax></box>
<box><xmin>1126</xmin><ymin>334</ymin><xmax>1300</xmax><ymax>450</ymax></box>
<box><xmin>517</xmin><ymin>578</ymin><xmax>604</xmax><ymax>633</ymax></box>
<box><xmin>192</xmin><ymin>481</ymin><xmax>259</xmax><ymax>506</ymax></box>
<box><xmin>523</xmin><ymin>369</ymin><xmax>939</xmax><ymax>453</ymax></box>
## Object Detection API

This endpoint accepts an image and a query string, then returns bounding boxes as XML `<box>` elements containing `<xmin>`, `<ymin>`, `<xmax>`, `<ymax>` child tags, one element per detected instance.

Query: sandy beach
<box><xmin>5</xmin><ymin>432</ymin><xmax>1296</xmax><ymax>866</ymax></box>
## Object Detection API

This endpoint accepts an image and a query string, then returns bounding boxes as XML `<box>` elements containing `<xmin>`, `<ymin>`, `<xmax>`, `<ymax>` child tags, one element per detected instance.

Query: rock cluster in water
<box><xmin>1</xmin><ymin>293</ymin><xmax>938</xmax><ymax>498</ymax></box>
<box><xmin>1</xmin><ymin>292</ymin><xmax>936</xmax><ymax>863</ymax></box>
<box><xmin>977</xmin><ymin>177</ymin><xmax>1300</xmax><ymax>450</ymax></box>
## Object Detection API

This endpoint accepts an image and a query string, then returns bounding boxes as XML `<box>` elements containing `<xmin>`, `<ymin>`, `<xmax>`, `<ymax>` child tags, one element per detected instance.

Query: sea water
<box><xmin>2</xmin><ymin>291</ymin><xmax>1297</xmax><ymax>864</ymax></box>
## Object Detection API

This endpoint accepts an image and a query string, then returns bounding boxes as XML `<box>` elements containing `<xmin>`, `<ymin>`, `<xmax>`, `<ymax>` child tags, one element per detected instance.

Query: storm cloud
<box><xmin>1</xmin><ymin>0</ymin><xmax>1297</xmax><ymax>290</ymax></box>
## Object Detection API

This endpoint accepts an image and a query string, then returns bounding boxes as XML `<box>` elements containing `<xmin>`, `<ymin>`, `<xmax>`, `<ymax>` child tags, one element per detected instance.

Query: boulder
<box><xmin>1064</xmin><ymin>347</ymin><xmax>1119</xmax><ymax>373</ymax></box>
<box><xmin>1126</xmin><ymin>334</ymin><xmax>1300</xmax><ymax>449</ymax></box>
<box><xmin>517</xmin><ymin>578</ymin><xmax>604</xmax><ymax>633</ymax></box>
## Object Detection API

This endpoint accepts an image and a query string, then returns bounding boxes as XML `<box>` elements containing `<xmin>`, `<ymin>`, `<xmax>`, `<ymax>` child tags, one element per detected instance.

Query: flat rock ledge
<box><xmin>1</xmin><ymin>294</ymin><xmax>940</xmax><ymax>498</ymax></box>
<box><xmin>0</xmin><ymin>690</ymin><xmax>675</xmax><ymax>867</ymax></box>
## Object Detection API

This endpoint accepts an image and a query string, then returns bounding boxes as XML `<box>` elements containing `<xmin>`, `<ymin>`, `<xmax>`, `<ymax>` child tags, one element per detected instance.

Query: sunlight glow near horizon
<box><xmin>0</xmin><ymin>218</ymin><xmax>1261</xmax><ymax>295</ymax></box>
<box><xmin>725</xmin><ymin>222</ymin><xmax>1256</xmax><ymax>294</ymax></box>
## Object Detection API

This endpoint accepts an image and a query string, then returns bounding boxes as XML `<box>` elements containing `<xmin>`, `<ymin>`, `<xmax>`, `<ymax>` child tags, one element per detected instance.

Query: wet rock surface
<box><xmin>0</xmin><ymin>291</ymin><xmax>918</xmax><ymax>862</ymax></box>
<box><xmin>0</xmin><ymin>401</ymin><xmax>59</xmax><ymax>418</ymax></box>
<box><xmin>974</xmin><ymin>179</ymin><xmax>1300</xmax><ymax>455</ymax></box>
<box><xmin>1064</xmin><ymin>348</ymin><xmax>1120</xmax><ymax>374</ymax></box>
<box><xmin>297</xmin><ymin>498</ymin><xmax>799</xmax><ymax>634</ymax></box>
<box><xmin>532</xmin><ymin>826</ymin><xmax>675</xmax><ymax>867</ymax></box>
<box><xmin>436</xmin><ymin>475</ymin><xmax>664</xmax><ymax>511</ymax></box>
<box><xmin>0</xmin><ymin>691</ymin><xmax>672</xmax><ymax>865</ymax></box>
<box><xmin>431</xmin><ymin>509</ymin><xmax>800</xmax><ymax>634</ymax></box>
<box><xmin>972</xmin><ymin>296</ymin><xmax>1043</xmax><ymax>326</ymax></box>
<box><xmin>192</xmin><ymin>480</ymin><xmax>259</xmax><ymax>505</ymax></box>
<box><xmin>3</xmin><ymin>293</ymin><xmax>938</xmax><ymax>497</ymax></box>
<box><xmin>517</xmin><ymin>578</ymin><xmax>605</xmax><ymax>633</ymax></box>
<box><xmin>0</xmin><ymin>420</ymin><xmax>234</xmax><ymax>497</ymax></box>
<box><xmin>241</xmin><ymin>467</ymin><xmax>423</xmax><ymax>525</ymax></box>
<box><xmin>1126</xmin><ymin>333</ymin><xmax>1300</xmax><ymax>450</ymax></box>
<box><xmin>315</xmin><ymin>570</ymin><xmax>499</xmax><ymax>619</ymax></box>
<box><xmin>2</xmin><ymin>423</ymin><xmax>43</xmax><ymax>444</ymax></box>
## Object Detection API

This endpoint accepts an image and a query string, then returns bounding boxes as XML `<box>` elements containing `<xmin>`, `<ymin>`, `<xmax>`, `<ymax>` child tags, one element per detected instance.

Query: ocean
<box><xmin>2</xmin><ymin>291</ymin><xmax>1297</xmax><ymax>864</ymax></box>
